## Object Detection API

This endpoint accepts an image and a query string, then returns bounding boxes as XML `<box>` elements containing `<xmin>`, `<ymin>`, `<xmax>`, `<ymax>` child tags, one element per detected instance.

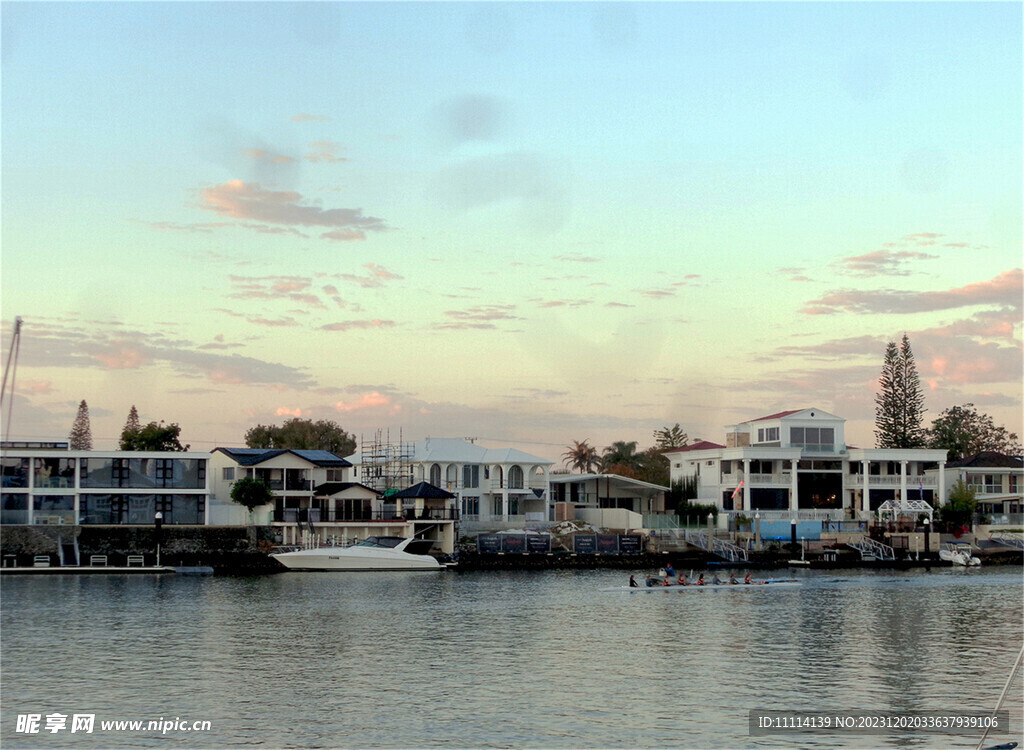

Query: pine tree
<box><xmin>69</xmin><ymin>400</ymin><xmax>93</xmax><ymax>450</ymax></box>
<box><xmin>899</xmin><ymin>334</ymin><xmax>927</xmax><ymax>447</ymax></box>
<box><xmin>120</xmin><ymin>405</ymin><xmax>141</xmax><ymax>449</ymax></box>
<box><xmin>874</xmin><ymin>335</ymin><xmax>926</xmax><ymax>448</ymax></box>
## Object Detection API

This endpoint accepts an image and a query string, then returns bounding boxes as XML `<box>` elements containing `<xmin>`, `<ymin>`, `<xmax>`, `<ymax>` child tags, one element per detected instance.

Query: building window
<box><xmin>791</xmin><ymin>427</ymin><xmax>835</xmax><ymax>452</ymax></box>
<box><xmin>756</xmin><ymin>427</ymin><xmax>779</xmax><ymax>443</ymax></box>
<box><xmin>223</xmin><ymin>467</ymin><xmax>235</xmax><ymax>481</ymax></box>
<box><xmin>493</xmin><ymin>497</ymin><xmax>503</xmax><ymax>516</ymax></box>
<box><xmin>508</xmin><ymin>466</ymin><xmax>524</xmax><ymax>489</ymax></box>
<box><xmin>326</xmin><ymin>468</ymin><xmax>344</xmax><ymax>482</ymax></box>
<box><xmin>463</xmin><ymin>465</ymin><xmax>479</xmax><ymax>488</ymax></box>
<box><xmin>429</xmin><ymin>464</ymin><xmax>441</xmax><ymax>486</ymax></box>
<box><xmin>462</xmin><ymin>496</ymin><xmax>479</xmax><ymax>516</ymax></box>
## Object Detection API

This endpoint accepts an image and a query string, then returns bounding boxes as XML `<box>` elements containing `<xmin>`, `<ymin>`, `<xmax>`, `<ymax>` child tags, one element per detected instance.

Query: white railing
<box><xmin>847</xmin><ymin>537</ymin><xmax>895</xmax><ymax>561</ymax></box>
<box><xmin>683</xmin><ymin>530</ymin><xmax>748</xmax><ymax>562</ymax></box>
<box><xmin>847</xmin><ymin>475</ymin><xmax>933</xmax><ymax>487</ymax></box>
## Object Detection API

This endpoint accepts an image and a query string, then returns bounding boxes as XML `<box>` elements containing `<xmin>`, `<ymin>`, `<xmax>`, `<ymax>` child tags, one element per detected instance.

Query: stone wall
<box><xmin>0</xmin><ymin>525</ymin><xmax>282</xmax><ymax>573</ymax></box>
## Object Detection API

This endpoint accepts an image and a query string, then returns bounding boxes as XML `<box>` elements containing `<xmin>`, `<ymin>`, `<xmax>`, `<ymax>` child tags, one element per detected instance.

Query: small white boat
<box><xmin>939</xmin><ymin>542</ymin><xmax>981</xmax><ymax>567</ymax></box>
<box><xmin>271</xmin><ymin>536</ymin><xmax>442</xmax><ymax>571</ymax></box>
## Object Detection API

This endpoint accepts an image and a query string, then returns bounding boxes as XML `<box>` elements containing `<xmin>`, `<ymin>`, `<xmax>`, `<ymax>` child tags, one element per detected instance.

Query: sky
<box><xmin>1</xmin><ymin>1</ymin><xmax>1021</xmax><ymax>463</ymax></box>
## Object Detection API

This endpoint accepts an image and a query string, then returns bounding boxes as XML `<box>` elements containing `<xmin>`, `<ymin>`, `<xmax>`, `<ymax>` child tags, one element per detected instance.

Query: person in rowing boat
<box><xmin>664</xmin><ymin>562</ymin><xmax>676</xmax><ymax>578</ymax></box>
<box><xmin>629</xmin><ymin>575</ymin><xmax>639</xmax><ymax>588</ymax></box>
<box><xmin>728</xmin><ymin>573</ymin><xmax>739</xmax><ymax>584</ymax></box>
<box><xmin>645</xmin><ymin>575</ymin><xmax>658</xmax><ymax>587</ymax></box>
<box><xmin>677</xmin><ymin>573</ymin><xmax>689</xmax><ymax>586</ymax></box>
<box><xmin>743</xmin><ymin>572</ymin><xmax>752</xmax><ymax>584</ymax></box>
<box><xmin>695</xmin><ymin>573</ymin><xmax>705</xmax><ymax>585</ymax></box>
<box><xmin>711</xmin><ymin>573</ymin><xmax>722</xmax><ymax>585</ymax></box>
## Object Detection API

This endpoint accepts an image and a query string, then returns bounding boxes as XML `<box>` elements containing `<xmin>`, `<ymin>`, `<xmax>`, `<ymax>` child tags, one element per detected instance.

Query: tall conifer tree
<box><xmin>69</xmin><ymin>400</ymin><xmax>93</xmax><ymax>450</ymax></box>
<box><xmin>874</xmin><ymin>335</ymin><xmax>926</xmax><ymax>448</ymax></box>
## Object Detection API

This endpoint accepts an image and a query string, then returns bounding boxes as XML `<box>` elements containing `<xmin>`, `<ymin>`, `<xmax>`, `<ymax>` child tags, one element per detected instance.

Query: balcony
<box><xmin>846</xmin><ymin>475</ymin><xmax>934</xmax><ymax>487</ymax></box>
<box><xmin>273</xmin><ymin>508</ymin><xmax>458</xmax><ymax>523</ymax></box>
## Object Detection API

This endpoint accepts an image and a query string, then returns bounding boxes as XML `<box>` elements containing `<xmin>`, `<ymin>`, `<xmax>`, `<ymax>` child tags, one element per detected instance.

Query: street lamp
<box><xmin>755</xmin><ymin>512</ymin><xmax>761</xmax><ymax>551</ymax></box>
<box><xmin>154</xmin><ymin>511</ymin><xmax>163</xmax><ymax>567</ymax></box>
<box><xmin>922</xmin><ymin>516</ymin><xmax>930</xmax><ymax>557</ymax></box>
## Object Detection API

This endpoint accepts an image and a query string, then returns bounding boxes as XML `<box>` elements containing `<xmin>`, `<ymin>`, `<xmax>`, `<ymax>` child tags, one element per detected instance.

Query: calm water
<box><xmin>1</xmin><ymin>566</ymin><xmax>1022</xmax><ymax>750</ymax></box>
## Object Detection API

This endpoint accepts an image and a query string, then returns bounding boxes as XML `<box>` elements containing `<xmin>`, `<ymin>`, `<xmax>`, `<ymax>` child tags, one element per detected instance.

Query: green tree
<box><xmin>68</xmin><ymin>400</ymin><xmax>92</xmax><ymax>450</ymax></box>
<box><xmin>600</xmin><ymin>440</ymin><xmax>642</xmax><ymax>477</ymax></box>
<box><xmin>244</xmin><ymin>418</ymin><xmax>356</xmax><ymax>456</ymax></box>
<box><xmin>120</xmin><ymin>421</ymin><xmax>189</xmax><ymax>451</ymax></box>
<box><xmin>926</xmin><ymin>403</ymin><xmax>1023</xmax><ymax>462</ymax></box>
<box><xmin>937</xmin><ymin>478</ymin><xmax>976</xmax><ymax>530</ymax></box>
<box><xmin>122</xmin><ymin>405</ymin><xmax>140</xmax><ymax>436</ymax></box>
<box><xmin>562</xmin><ymin>440</ymin><xmax>599</xmax><ymax>474</ymax></box>
<box><xmin>653</xmin><ymin>423</ymin><xmax>689</xmax><ymax>450</ymax></box>
<box><xmin>874</xmin><ymin>334</ymin><xmax>926</xmax><ymax>448</ymax></box>
<box><xmin>636</xmin><ymin>446</ymin><xmax>670</xmax><ymax>486</ymax></box>
<box><xmin>230</xmin><ymin>476</ymin><xmax>274</xmax><ymax>519</ymax></box>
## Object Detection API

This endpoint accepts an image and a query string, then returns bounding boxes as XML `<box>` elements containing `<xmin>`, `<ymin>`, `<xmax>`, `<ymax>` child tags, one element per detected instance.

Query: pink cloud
<box><xmin>198</xmin><ymin>180</ymin><xmax>386</xmax><ymax>233</ymax></box>
<box><xmin>275</xmin><ymin>407</ymin><xmax>306</xmax><ymax>417</ymax></box>
<box><xmin>837</xmin><ymin>249</ymin><xmax>936</xmax><ymax>277</ymax></box>
<box><xmin>242</xmin><ymin>148</ymin><xmax>296</xmax><ymax>164</ymax></box>
<box><xmin>305</xmin><ymin>140</ymin><xmax>347</xmax><ymax>163</ymax></box>
<box><xmin>334</xmin><ymin>392</ymin><xmax>391</xmax><ymax>412</ymax></box>
<box><xmin>93</xmin><ymin>345</ymin><xmax>149</xmax><ymax>370</ymax></box>
<box><xmin>803</xmin><ymin>269</ymin><xmax>1022</xmax><ymax>315</ymax></box>
<box><xmin>319</xmin><ymin>320</ymin><xmax>395</xmax><ymax>332</ymax></box>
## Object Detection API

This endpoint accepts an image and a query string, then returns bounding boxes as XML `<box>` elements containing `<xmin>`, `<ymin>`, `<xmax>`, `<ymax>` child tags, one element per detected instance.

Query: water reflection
<box><xmin>1</xmin><ymin>568</ymin><xmax>1020</xmax><ymax>749</ymax></box>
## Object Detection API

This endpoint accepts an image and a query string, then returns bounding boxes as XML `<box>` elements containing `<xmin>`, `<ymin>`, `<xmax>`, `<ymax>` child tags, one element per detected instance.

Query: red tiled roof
<box><xmin>749</xmin><ymin>409</ymin><xmax>803</xmax><ymax>422</ymax></box>
<box><xmin>662</xmin><ymin>440</ymin><xmax>726</xmax><ymax>454</ymax></box>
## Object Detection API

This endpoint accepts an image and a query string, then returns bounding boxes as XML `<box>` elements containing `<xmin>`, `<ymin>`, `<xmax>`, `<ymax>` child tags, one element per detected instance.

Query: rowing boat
<box><xmin>604</xmin><ymin>580</ymin><xmax>802</xmax><ymax>592</ymax></box>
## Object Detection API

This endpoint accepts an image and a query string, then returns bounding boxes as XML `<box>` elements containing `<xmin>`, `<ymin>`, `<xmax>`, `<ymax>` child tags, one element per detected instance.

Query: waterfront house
<box><xmin>663</xmin><ymin>409</ymin><xmax>949</xmax><ymax>531</ymax></box>
<box><xmin>209</xmin><ymin>447</ymin><xmax>457</xmax><ymax>553</ymax></box>
<box><xmin>346</xmin><ymin>437</ymin><xmax>553</xmax><ymax>532</ymax></box>
<box><xmin>1</xmin><ymin>442</ymin><xmax>210</xmax><ymax>527</ymax></box>
<box><xmin>548</xmin><ymin>473</ymin><xmax>668</xmax><ymax>530</ymax></box>
<box><xmin>938</xmin><ymin>451</ymin><xmax>1023</xmax><ymax>519</ymax></box>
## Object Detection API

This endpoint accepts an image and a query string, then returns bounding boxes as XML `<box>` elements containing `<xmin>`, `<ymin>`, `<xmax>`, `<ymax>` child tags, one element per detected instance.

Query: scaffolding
<box><xmin>359</xmin><ymin>428</ymin><xmax>414</xmax><ymax>494</ymax></box>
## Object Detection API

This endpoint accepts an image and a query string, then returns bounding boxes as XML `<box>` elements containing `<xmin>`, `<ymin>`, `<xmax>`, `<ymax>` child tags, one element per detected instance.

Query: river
<box><xmin>1</xmin><ymin>566</ymin><xmax>1021</xmax><ymax>749</ymax></box>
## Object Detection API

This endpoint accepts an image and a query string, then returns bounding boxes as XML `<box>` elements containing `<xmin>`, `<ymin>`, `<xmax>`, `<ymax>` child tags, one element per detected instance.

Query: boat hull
<box><xmin>604</xmin><ymin>580</ymin><xmax>801</xmax><ymax>592</ymax></box>
<box><xmin>271</xmin><ymin>548</ymin><xmax>441</xmax><ymax>572</ymax></box>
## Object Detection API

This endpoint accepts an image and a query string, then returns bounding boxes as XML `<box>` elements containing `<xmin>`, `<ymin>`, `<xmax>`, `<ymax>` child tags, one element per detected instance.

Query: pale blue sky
<box><xmin>2</xmin><ymin>2</ymin><xmax>1020</xmax><ymax>455</ymax></box>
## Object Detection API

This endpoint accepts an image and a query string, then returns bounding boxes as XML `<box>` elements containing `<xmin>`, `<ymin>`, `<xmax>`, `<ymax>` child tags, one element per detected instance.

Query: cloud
<box><xmin>225</xmin><ymin>276</ymin><xmax>327</xmax><ymax>310</ymax></box>
<box><xmin>555</xmin><ymin>253</ymin><xmax>602</xmax><ymax>263</ymax></box>
<box><xmin>292</xmin><ymin>113</ymin><xmax>329</xmax><ymax>122</ymax></box>
<box><xmin>333</xmin><ymin>263</ymin><xmax>404</xmax><ymax>288</ymax></box>
<box><xmin>635</xmin><ymin>288</ymin><xmax>676</xmax><ymax>299</ymax></box>
<box><xmin>242</xmin><ymin>148</ymin><xmax>296</xmax><ymax>165</ymax></box>
<box><xmin>20</xmin><ymin>319</ymin><xmax>316</xmax><ymax>389</ymax></box>
<box><xmin>802</xmin><ymin>269</ymin><xmax>1022</xmax><ymax>315</ymax></box>
<box><xmin>836</xmin><ymin>249</ymin><xmax>937</xmax><ymax>277</ymax></box>
<box><xmin>198</xmin><ymin>180</ymin><xmax>386</xmax><ymax>237</ymax></box>
<box><xmin>334</xmin><ymin>392</ymin><xmax>392</xmax><ymax>412</ymax></box>
<box><xmin>275</xmin><ymin>407</ymin><xmax>307</xmax><ymax>417</ymax></box>
<box><xmin>319</xmin><ymin>320</ymin><xmax>395</xmax><ymax>332</ymax></box>
<box><xmin>305</xmin><ymin>140</ymin><xmax>347</xmax><ymax>163</ymax></box>
<box><xmin>532</xmin><ymin>299</ymin><xmax>593</xmax><ymax>309</ymax></box>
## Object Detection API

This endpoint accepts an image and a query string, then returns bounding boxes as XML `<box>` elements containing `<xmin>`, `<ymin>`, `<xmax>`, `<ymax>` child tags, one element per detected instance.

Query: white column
<box><xmin>938</xmin><ymin>461</ymin><xmax>946</xmax><ymax>506</ymax></box>
<box><xmin>862</xmin><ymin>460</ymin><xmax>871</xmax><ymax>514</ymax></box>
<box><xmin>900</xmin><ymin>460</ymin><xmax>908</xmax><ymax>507</ymax></box>
<box><xmin>742</xmin><ymin>459</ymin><xmax>751</xmax><ymax>511</ymax></box>
<box><xmin>790</xmin><ymin>461</ymin><xmax>798</xmax><ymax>512</ymax></box>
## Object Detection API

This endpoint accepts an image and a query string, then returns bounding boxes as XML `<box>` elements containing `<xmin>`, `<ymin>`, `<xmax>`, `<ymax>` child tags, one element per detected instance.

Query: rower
<box><xmin>696</xmin><ymin>573</ymin><xmax>705</xmax><ymax>585</ymax></box>
<box><xmin>744</xmin><ymin>572</ymin><xmax>752</xmax><ymax>584</ymax></box>
<box><xmin>712</xmin><ymin>573</ymin><xmax>722</xmax><ymax>585</ymax></box>
<box><xmin>629</xmin><ymin>575</ymin><xmax>639</xmax><ymax>588</ymax></box>
<box><xmin>677</xmin><ymin>574</ymin><xmax>688</xmax><ymax>586</ymax></box>
<box><xmin>728</xmin><ymin>573</ymin><xmax>739</xmax><ymax>585</ymax></box>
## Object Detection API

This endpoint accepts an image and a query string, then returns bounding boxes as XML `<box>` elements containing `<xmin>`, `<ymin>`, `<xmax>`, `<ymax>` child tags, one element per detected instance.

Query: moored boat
<box><xmin>271</xmin><ymin>536</ymin><xmax>442</xmax><ymax>571</ymax></box>
<box><xmin>939</xmin><ymin>541</ymin><xmax>981</xmax><ymax>567</ymax></box>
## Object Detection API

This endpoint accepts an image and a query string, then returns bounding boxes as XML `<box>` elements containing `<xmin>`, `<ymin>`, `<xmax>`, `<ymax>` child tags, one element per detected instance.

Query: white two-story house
<box><xmin>209</xmin><ymin>447</ymin><xmax>457</xmax><ymax>553</ymax></box>
<box><xmin>664</xmin><ymin>409</ymin><xmax>949</xmax><ymax>522</ymax></box>
<box><xmin>347</xmin><ymin>437</ymin><xmax>553</xmax><ymax>532</ymax></box>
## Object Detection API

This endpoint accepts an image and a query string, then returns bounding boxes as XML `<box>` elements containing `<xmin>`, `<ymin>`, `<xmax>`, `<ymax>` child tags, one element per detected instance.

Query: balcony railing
<box><xmin>274</xmin><ymin>508</ymin><xmax>459</xmax><ymax>523</ymax></box>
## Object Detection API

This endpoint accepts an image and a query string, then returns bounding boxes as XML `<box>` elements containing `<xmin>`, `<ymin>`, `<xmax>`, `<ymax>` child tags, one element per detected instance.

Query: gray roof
<box><xmin>214</xmin><ymin>447</ymin><xmax>351</xmax><ymax>467</ymax></box>
<box><xmin>348</xmin><ymin>437</ymin><xmax>553</xmax><ymax>466</ymax></box>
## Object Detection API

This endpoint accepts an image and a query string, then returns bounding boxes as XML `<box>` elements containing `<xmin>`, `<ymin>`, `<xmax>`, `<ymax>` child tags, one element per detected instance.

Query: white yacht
<box><xmin>271</xmin><ymin>536</ymin><xmax>442</xmax><ymax>571</ymax></box>
<box><xmin>939</xmin><ymin>541</ymin><xmax>981</xmax><ymax>567</ymax></box>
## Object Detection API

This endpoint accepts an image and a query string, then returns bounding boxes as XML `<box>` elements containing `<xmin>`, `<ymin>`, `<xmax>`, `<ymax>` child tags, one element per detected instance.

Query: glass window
<box><xmin>429</xmin><ymin>464</ymin><xmax>441</xmax><ymax>486</ymax></box>
<box><xmin>33</xmin><ymin>495</ymin><xmax>75</xmax><ymax>525</ymax></box>
<box><xmin>509</xmin><ymin>466</ymin><xmax>524</xmax><ymax>489</ymax></box>
<box><xmin>1</xmin><ymin>458</ymin><xmax>29</xmax><ymax>488</ymax></box>
<box><xmin>34</xmin><ymin>458</ymin><xmax>75</xmax><ymax>489</ymax></box>
<box><xmin>1</xmin><ymin>493</ymin><xmax>29</xmax><ymax>524</ymax></box>
<box><xmin>223</xmin><ymin>467</ymin><xmax>235</xmax><ymax>481</ymax></box>
<box><xmin>462</xmin><ymin>465</ymin><xmax>479</xmax><ymax>488</ymax></box>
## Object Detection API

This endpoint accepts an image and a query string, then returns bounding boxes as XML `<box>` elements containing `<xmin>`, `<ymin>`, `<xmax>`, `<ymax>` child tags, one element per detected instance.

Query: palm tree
<box><xmin>562</xmin><ymin>440</ymin><xmax>599</xmax><ymax>474</ymax></box>
<box><xmin>600</xmin><ymin>440</ymin><xmax>642</xmax><ymax>475</ymax></box>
